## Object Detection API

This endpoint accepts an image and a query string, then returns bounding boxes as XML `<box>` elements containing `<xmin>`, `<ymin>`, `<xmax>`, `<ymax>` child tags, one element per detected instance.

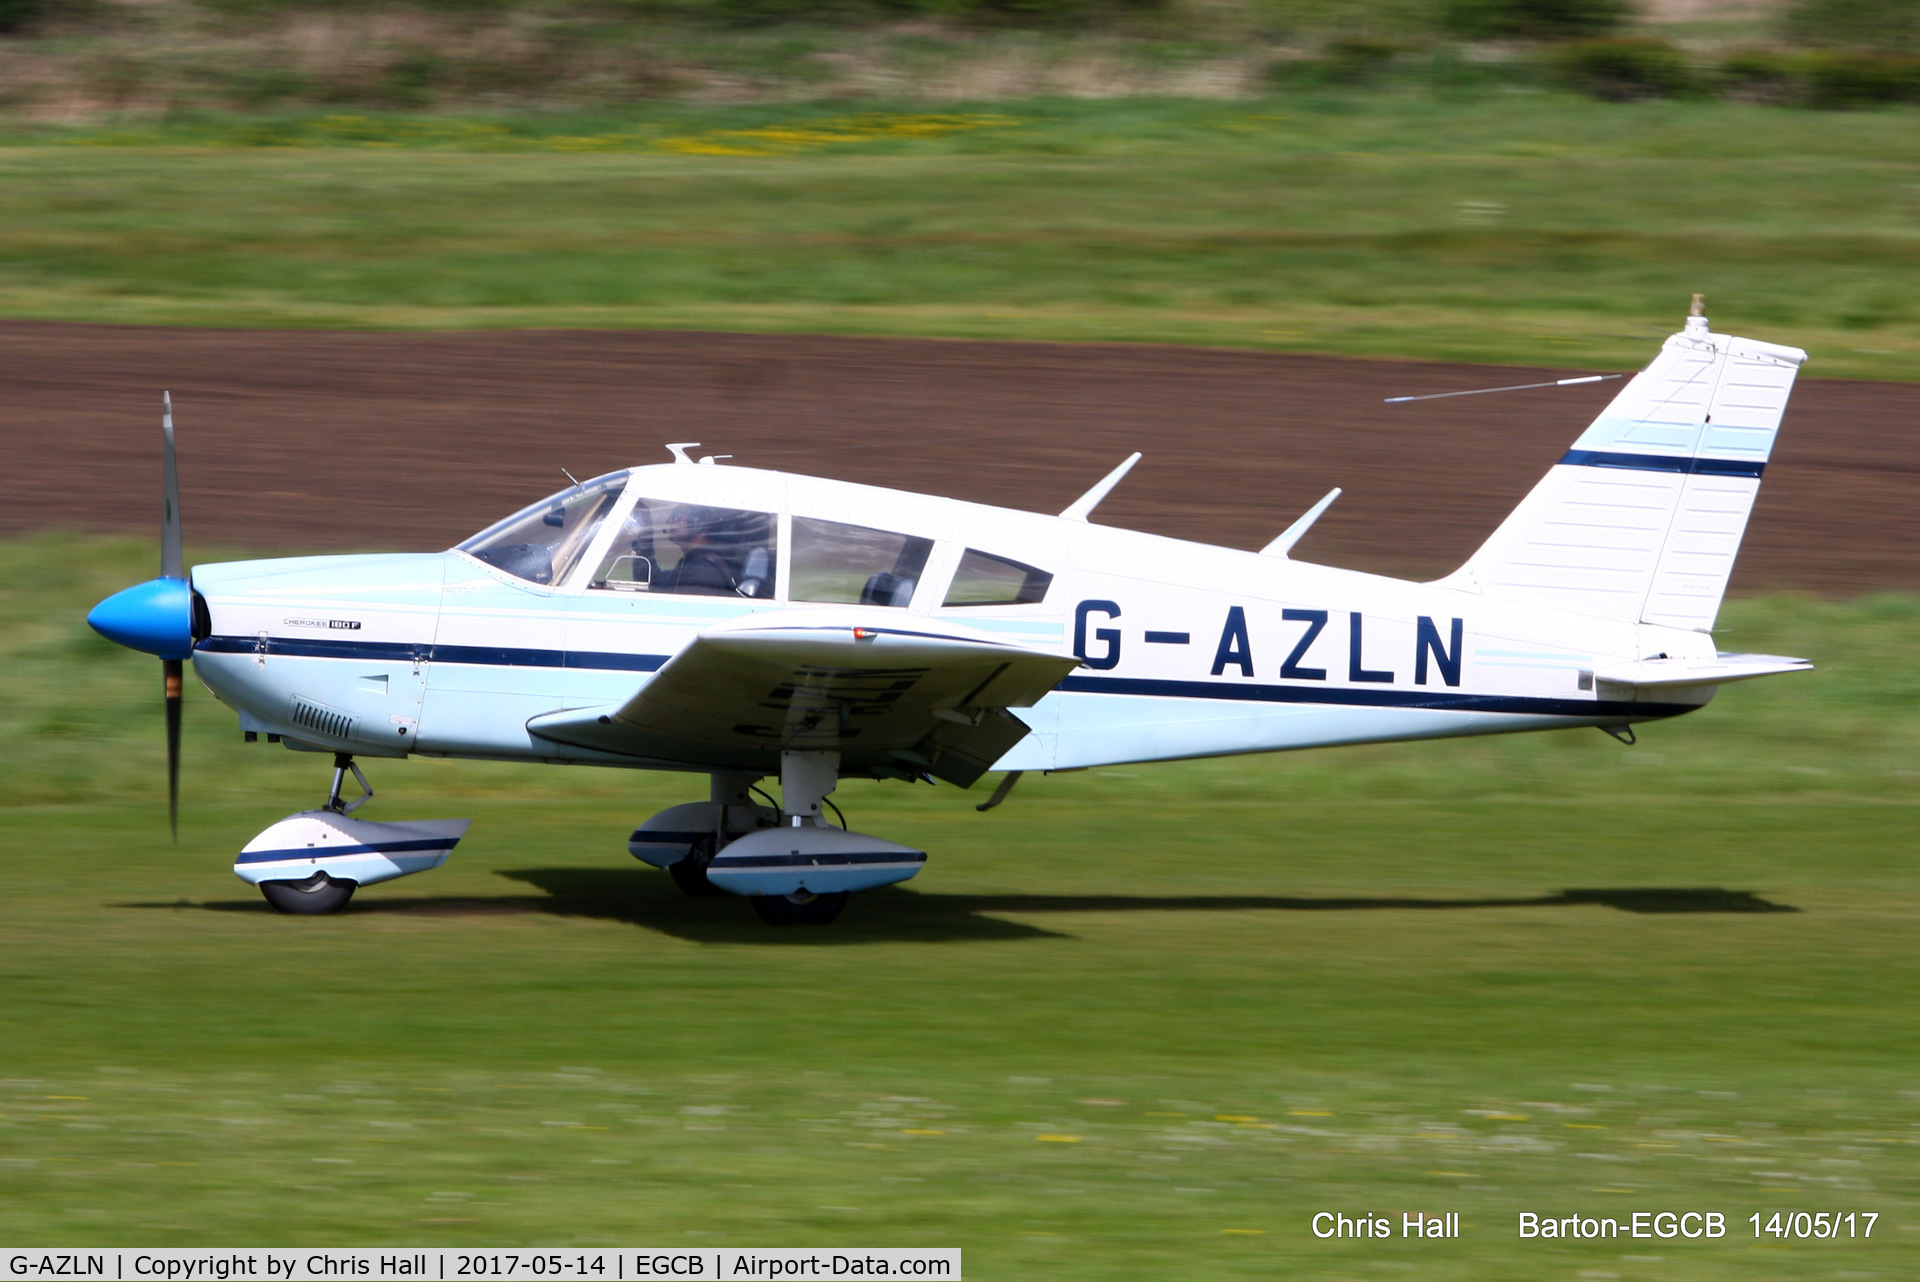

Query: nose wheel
<box><xmin>254</xmin><ymin>754</ymin><xmax>374</xmax><ymax>914</ymax></box>
<box><xmin>260</xmin><ymin>871</ymin><xmax>357</xmax><ymax>915</ymax></box>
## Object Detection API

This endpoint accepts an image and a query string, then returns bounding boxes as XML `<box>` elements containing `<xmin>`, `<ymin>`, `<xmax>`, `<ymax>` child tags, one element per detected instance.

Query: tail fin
<box><xmin>1437</xmin><ymin>307</ymin><xmax>1807</xmax><ymax>631</ymax></box>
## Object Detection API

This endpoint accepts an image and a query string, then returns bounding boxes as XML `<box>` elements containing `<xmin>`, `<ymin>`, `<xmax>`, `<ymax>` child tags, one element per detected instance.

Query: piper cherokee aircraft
<box><xmin>88</xmin><ymin>304</ymin><xmax>1812</xmax><ymax>925</ymax></box>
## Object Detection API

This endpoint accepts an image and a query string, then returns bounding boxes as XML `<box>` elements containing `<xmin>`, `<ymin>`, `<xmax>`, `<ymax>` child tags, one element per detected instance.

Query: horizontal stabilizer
<box><xmin>1593</xmin><ymin>652</ymin><xmax>1811</xmax><ymax>692</ymax></box>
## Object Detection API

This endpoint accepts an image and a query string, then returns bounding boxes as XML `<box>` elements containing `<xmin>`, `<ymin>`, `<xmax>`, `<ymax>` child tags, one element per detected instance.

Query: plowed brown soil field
<box><xmin>5</xmin><ymin>322</ymin><xmax>1915</xmax><ymax>592</ymax></box>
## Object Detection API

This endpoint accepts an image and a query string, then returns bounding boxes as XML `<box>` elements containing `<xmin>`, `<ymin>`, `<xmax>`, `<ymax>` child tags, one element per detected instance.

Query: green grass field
<box><xmin>4</xmin><ymin>535</ymin><xmax>1918</xmax><ymax>1274</ymax></box>
<box><xmin>3</xmin><ymin>93</ymin><xmax>1919</xmax><ymax>377</ymax></box>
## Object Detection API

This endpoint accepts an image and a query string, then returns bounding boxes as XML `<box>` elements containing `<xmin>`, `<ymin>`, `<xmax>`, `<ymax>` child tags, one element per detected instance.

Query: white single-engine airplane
<box><xmin>89</xmin><ymin>304</ymin><xmax>1812</xmax><ymax>924</ymax></box>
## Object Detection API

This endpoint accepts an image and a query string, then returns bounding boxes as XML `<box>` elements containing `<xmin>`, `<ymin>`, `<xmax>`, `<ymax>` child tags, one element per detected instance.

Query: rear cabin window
<box><xmin>589</xmin><ymin>498</ymin><xmax>778</xmax><ymax>598</ymax></box>
<box><xmin>791</xmin><ymin>518</ymin><xmax>934</xmax><ymax>608</ymax></box>
<box><xmin>942</xmin><ymin>548</ymin><xmax>1053</xmax><ymax>607</ymax></box>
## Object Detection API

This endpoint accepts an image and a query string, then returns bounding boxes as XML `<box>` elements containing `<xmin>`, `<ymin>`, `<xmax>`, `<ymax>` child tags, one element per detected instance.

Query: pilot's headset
<box><xmin>664</xmin><ymin>504</ymin><xmax>708</xmax><ymax>546</ymax></box>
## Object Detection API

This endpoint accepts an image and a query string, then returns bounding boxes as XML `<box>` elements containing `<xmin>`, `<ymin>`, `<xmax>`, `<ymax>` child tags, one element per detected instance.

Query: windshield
<box><xmin>457</xmin><ymin>471</ymin><xmax>629</xmax><ymax>587</ymax></box>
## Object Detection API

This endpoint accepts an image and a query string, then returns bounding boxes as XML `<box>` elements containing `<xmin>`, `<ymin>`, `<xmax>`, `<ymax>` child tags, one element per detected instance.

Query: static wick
<box><xmin>1384</xmin><ymin>374</ymin><xmax>1623</xmax><ymax>404</ymax></box>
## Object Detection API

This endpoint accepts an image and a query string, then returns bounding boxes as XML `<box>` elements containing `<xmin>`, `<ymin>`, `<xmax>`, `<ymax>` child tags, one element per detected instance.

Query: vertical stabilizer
<box><xmin>1437</xmin><ymin>308</ymin><xmax>1806</xmax><ymax>631</ymax></box>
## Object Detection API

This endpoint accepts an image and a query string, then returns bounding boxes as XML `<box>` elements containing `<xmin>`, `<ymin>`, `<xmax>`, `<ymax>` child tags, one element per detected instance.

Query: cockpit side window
<box><xmin>790</xmin><ymin>518</ymin><xmax>933</xmax><ymax>608</ymax></box>
<box><xmin>589</xmin><ymin>498</ymin><xmax>777</xmax><ymax>598</ymax></box>
<box><xmin>456</xmin><ymin>471</ymin><xmax>629</xmax><ymax>587</ymax></box>
<box><xmin>942</xmin><ymin>548</ymin><xmax>1053</xmax><ymax>607</ymax></box>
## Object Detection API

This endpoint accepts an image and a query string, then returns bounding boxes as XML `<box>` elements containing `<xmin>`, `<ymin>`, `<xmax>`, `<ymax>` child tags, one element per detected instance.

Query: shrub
<box><xmin>1271</xmin><ymin>36</ymin><xmax>1401</xmax><ymax>87</ymax></box>
<box><xmin>1321</xmin><ymin>36</ymin><xmax>1399</xmax><ymax>82</ymax></box>
<box><xmin>1783</xmin><ymin>0</ymin><xmax>1920</xmax><ymax>54</ymax></box>
<box><xmin>0</xmin><ymin>0</ymin><xmax>39</xmax><ymax>35</ymax></box>
<box><xmin>1442</xmin><ymin>0</ymin><xmax>1630</xmax><ymax>41</ymax></box>
<box><xmin>1717</xmin><ymin>48</ymin><xmax>1803</xmax><ymax>104</ymax></box>
<box><xmin>614</xmin><ymin>0</ymin><xmax>1171</xmax><ymax>28</ymax></box>
<box><xmin>1549</xmin><ymin>36</ymin><xmax>1693</xmax><ymax>100</ymax></box>
<box><xmin>1715</xmin><ymin>48</ymin><xmax>1920</xmax><ymax>107</ymax></box>
<box><xmin>1802</xmin><ymin>52</ymin><xmax>1920</xmax><ymax>107</ymax></box>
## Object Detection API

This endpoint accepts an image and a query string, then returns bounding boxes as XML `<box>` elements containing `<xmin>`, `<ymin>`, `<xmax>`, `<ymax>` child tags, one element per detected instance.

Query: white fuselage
<box><xmin>186</xmin><ymin>462</ymin><xmax>1715</xmax><ymax>778</ymax></box>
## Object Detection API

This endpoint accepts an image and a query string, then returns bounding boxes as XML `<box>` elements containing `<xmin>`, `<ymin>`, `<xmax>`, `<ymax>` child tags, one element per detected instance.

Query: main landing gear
<box><xmin>630</xmin><ymin>752</ymin><xmax>927</xmax><ymax>927</ymax></box>
<box><xmin>750</xmin><ymin>888</ymin><xmax>849</xmax><ymax>927</ymax></box>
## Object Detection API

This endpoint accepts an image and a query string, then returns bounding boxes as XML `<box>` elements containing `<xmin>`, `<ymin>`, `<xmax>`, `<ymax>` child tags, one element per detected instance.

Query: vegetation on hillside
<box><xmin>0</xmin><ymin>0</ymin><xmax>1917</xmax><ymax>113</ymax></box>
<box><xmin>1</xmin><ymin>96</ymin><xmax>1915</xmax><ymax>376</ymax></box>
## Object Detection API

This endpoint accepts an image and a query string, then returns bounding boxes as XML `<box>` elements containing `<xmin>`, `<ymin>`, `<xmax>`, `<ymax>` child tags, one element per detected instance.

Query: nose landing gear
<box><xmin>234</xmin><ymin>753</ymin><xmax>470</xmax><ymax>915</ymax></box>
<box><xmin>324</xmin><ymin>752</ymin><xmax>373</xmax><ymax>814</ymax></box>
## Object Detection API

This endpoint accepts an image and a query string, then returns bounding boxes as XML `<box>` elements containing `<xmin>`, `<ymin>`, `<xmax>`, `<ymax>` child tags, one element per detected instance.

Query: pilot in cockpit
<box><xmin>662</xmin><ymin>505</ymin><xmax>740</xmax><ymax>595</ymax></box>
<box><xmin>586</xmin><ymin>498</ymin><xmax>774</xmax><ymax>597</ymax></box>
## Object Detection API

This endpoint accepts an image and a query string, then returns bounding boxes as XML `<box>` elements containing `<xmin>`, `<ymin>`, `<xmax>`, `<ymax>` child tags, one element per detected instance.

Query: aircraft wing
<box><xmin>527</xmin><ymin>608</ymin><xmax>1079</xmax><ymax>786</ymax></box>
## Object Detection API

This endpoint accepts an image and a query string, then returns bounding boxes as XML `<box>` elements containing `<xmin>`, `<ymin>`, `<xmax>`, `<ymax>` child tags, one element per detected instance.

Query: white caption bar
<box><xmin>3</xmin><ymin>1252</ymin><xmax>960</xmax><ymax>1282</ymax></box>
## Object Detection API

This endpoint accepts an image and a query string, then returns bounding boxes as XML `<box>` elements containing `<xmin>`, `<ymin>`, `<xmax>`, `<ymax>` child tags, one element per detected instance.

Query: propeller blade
<box><xmin>162</xmin><ymin>394</ymin><xmax>184</xmax><ymax>839</ymax></box>
<box><xmin>161</xmin><ymin>391</ymin><xmax>183</xmax><ymax>582</ymax></box>
<box><xmin>164</xmin><ymin>658</ymin><xmax>182</xmax><ymax>841</ymax></box>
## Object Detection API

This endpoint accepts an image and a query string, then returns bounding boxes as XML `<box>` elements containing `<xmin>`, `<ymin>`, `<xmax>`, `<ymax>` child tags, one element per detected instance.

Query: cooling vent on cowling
<box><xmin>288</xmin><ymin>696</ymin><xmax>357</xmax><ymax>742</ymax></box>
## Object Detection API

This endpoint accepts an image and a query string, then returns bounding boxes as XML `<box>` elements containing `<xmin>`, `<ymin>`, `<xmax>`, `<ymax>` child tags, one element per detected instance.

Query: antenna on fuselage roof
<box><xmin>561</xmin><ymin>468</ymin><xmax>585</xmax><ymax>494</ymax></box>
<box><xmin>665</xmin><ymin>442</ymin><xmax>701</xmax><ymax>465</ymax></box>
<box><xmin>1060</xmin><ymin>452</ymin><xmax>1142</xmax><ymax>522</ymax></box>
<box><xmin>1383</xmin><ymin>373</ymin><xmax>1623</xmax><ymax>404</ymax></box>
<box><xmin>1260</xmin><ymin>487</ymin><xmax>1341</xmax><ymax>559</ymax></box>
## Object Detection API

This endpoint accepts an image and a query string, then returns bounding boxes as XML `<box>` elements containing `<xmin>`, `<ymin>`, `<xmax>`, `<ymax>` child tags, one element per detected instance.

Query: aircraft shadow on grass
<box><xmin>125</xmin><ymin>870</ymin><xmax>1798</xmax><ymax>945</ymax></box>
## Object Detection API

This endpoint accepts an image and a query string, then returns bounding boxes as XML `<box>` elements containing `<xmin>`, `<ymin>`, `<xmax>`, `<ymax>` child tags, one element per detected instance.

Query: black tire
<box><xmin>668</xmin><ymin>833</ymin><xmax>724</xmax><ymax>897</ymax></box>
<box><xmin>260</xmin><ymin>872</ymin><xmax>356</xmax><ymax>915</ymax></box>
<box><xmin>750</xmin><ymin>890</ymin><xmax>850</xmax><ymax>926</ymax></box>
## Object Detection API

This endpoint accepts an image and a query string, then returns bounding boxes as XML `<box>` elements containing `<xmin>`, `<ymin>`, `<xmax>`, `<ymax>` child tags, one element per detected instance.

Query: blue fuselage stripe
<box><xmin>237</xmin><ymin>837</ymin><xmax>456</xmax><ymax>864</ymax></box>
<box><xmin>1054</xmin><ymin>675</ymin><xmax>1694</xmax><ymax>718</ymax></box>
<box><xmin>1560</xmin><ymin>449</ymin><xmax>1766</xmax><ymax>479</ymax></box>
<box><xmin>202</xmin><ymin>638</ymin><xmax>1688</xmax><ymax>719</ymax></box>
<box><xmin>197</xmin><ymin>636</ymin><xmax>668</xmax><ymax>672</ymax></box>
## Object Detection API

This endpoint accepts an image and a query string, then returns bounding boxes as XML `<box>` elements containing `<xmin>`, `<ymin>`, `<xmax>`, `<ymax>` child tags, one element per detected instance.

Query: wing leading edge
<box><xmin>526</xmin><ymin>608</ymin><xmax>1079</xmax><ymax>786</ymax></box>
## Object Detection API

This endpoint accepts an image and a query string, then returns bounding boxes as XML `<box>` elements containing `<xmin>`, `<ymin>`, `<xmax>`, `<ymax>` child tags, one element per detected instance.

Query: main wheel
<box><xmin>260</xmin><ymin>872</ymin><xmax>356</xmax><ymax>915</ymax></box>
<box><xmin>668</xmin><ymin>833</ymin><xmax>724</xmax><ymax>897</ymax></box>
<box><xmin>750</xmin><ymin>890</ymin><xmax>850</xmax><ymax>926</ymax></box>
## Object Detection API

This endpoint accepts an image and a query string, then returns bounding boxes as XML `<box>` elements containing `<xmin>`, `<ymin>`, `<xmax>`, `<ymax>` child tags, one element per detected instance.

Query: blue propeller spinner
<box><xmin>87</xmin><ymin>575</ymin><xmax>194</xmax><ymax>660</ymax></box>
